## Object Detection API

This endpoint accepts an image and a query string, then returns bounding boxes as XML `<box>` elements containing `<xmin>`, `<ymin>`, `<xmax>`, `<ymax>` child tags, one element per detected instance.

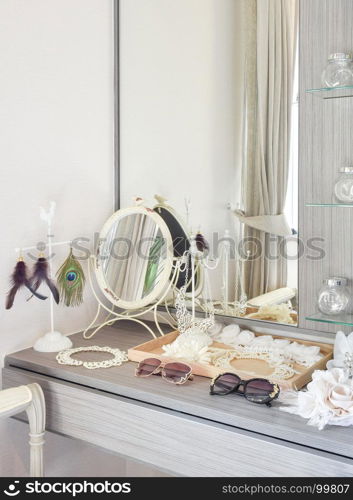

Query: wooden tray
<box><xmin>128</xmin><ymin>331</ymin><xmax>333</xmax><ymax>390</ymax></box>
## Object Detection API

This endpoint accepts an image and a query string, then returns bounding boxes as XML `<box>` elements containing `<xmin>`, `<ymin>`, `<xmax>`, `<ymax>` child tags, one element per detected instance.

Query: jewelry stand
<box><xmin>154</xmin><ymin>196</ymin><xmax>248</xmax><ymax>319</ymax></box>
<box><xmin>217</xmin><ymin>228</ymin><xmax>249</xmax><ymax>317</ymax></box>
<box><xmin>15</xmin><ymin>202</ymin><xmax>73</xmax><ymax>352</ymax></box>
<box><xmin>188</xmin><ymin>229</ymin><xmax>249</xmax><ymax>318</ymax></box>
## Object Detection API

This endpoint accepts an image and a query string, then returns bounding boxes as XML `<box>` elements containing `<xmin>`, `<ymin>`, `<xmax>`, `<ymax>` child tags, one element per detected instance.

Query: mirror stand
<box><xmin>82</xmin><ymin>255</ymin><xmax>186</xmax><ymax>340</ymax></box>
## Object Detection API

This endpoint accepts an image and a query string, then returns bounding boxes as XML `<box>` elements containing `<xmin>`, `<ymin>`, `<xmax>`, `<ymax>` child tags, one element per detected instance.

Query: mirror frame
<box><xmin>95</xmin><ymin>206</ymin><xmax>174</xmax><ymax>310</ymax></box>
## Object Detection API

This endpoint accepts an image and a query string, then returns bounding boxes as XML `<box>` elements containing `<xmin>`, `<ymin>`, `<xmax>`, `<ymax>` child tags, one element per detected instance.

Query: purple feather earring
<box><xmin>29</xmin><ymin>255</ymin><xmax>60</xmax><ymax>304</ymax></box>
<box><xmin>5</xmin><ymin>258</ymin><xmax>47</xmax><ymax>309</ymax></box>
<box><xmin>195</xmin><ymin>232</ymin><xmax>209</xmax><ymax>252</ymax></box>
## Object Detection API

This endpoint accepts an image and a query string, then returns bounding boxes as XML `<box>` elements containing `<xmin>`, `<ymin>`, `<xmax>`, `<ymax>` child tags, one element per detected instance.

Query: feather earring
<box><xmin>6</xmin><ymin>258</ymin><xmax>47</xmax><ymax>309</ymax></box>
<box><xmin>195</xmin><ymin>232</ymin><xmax>209</xmax><ymax>252</ymax></box>
<box><xmin>56</xmin><ymin>248</ymin><xmax>85</xmax><ymax>307</ymax></box>
<box><xmin>29</xmin><ymin>255</ymin><xmax>60</xmax><ymax>304</ymax></box>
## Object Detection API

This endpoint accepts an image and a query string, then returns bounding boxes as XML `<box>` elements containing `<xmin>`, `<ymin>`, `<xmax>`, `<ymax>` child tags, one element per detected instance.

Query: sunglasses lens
<box><xmin>163</xmin><ymin>362</ymin><xmax>191</xmax><ymax>384</ymax></box>
<box><xmin>245</xmin><ymin>379</ymin><xmax>276</xmax><ymax>404</ymax></box>
<box><xmin>213</xmin><ymin>373</ymin><xmax>241</xmax><ymax>394</ymax></box>
<box><xmin>136</xmin><ymin>358</ymin><xmax>161</xmax><ymax>377</ymax></box>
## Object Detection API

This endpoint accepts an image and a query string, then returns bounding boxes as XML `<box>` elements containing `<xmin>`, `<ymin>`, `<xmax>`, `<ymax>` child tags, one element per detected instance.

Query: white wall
<box><xmin>120</xmin><ymin>0</ymin><xmax>245</xmax><ymax>300</ymax></box>
<box><xmin>0</xmin><ymin>0</ymin><xmax>132</xmax><ymax>477</ymax></box>
<box><xmin>0</xmin><ymin>0</ymin><xmax>114</xmax><ymax>358</ymax></box>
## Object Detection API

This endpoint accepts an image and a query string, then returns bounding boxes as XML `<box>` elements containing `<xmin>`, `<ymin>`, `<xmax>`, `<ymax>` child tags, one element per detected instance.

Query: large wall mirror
<box><xmin>118</xmin><ymin>0</ymin><xmax>299</xmax><ymax>327</ymax></box>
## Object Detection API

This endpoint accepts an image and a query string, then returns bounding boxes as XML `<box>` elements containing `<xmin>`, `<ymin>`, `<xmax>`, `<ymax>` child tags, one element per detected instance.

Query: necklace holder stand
<box><xmin>15</xmin><ymin>202</ymin><xmax>74</xmax><ymax>353</ymax></box>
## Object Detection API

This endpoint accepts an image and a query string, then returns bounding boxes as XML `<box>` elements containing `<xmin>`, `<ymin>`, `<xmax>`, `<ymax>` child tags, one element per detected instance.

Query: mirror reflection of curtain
<box><xmin>241</xmin><ymin>0</ymin><xmax>298</xmax><ymax>299</ymax></box>
<box><xmin>103</xmin><ymin>214</ymin><xmax>164</xmax><ymax>302</ymax></box>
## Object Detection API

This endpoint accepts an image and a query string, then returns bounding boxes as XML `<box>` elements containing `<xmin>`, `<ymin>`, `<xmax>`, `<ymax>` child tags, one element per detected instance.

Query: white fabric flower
<box><xmin>252</xmin><ymin>335</ymin><xmax>273</xmax><ymax>345</ymax></box>
<box><xmin>273</xmin><ymin>338</ymin><xmax>291</xmax><ymax>348</ymax></box>
<box><xmin>222</xmin><ymin>324</ymin><xmax>241</xmax><ymax>336</ymax></box>
<box><xmin>218</xmin><ymin>324</ymin><xmax>241</xmax><ymax>345</ymax></box>
<box><xmin>235</xmin><ymin>330</ymin><xmax>255</xmax><ymax>345</ymax></box>
<box><xmin>207</xmin><ymin>322</ymin><xmax>224</xmax><ymax>338</ymax></box>
<box><xmin>162</xmin><ymin>327</ymin><xmax>213</xmax><ymax>363</ymax></box>
<box><xmin>280</xmin><ymin>368</ymin><xmax>353</xmax><ymax>430</ymax></box>
<box><xmin>328</xmin><ymin>384</ymin><xmax>353</xmax><ymax>415</ymax></box>
<box><xmin>284</xmin><ymin>342</ymin><xmax>321</xmax><ymax>367</ymax></box>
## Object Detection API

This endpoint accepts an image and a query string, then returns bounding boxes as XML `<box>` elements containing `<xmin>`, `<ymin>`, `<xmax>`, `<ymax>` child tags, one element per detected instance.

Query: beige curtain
<box><xmin>241</xmin><ymin>0</ymin><xmax>298</xmax><ymax>299</ymax></box>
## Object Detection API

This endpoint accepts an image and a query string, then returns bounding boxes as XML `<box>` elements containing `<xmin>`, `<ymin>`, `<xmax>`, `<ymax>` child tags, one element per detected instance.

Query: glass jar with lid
<box><xmin>334</xmin><ymin>167</ymin><xmax>353</xmax><ymax>203</ymax></box>
<box><xmin>321</xmin><ymin>53</ymin><xmax>353</xmax><ymax>87</ymax></box>
<box><xmin>318</xmin><ymin>277</ymin><xmax>350</xmax><ymax>315</ymax></box>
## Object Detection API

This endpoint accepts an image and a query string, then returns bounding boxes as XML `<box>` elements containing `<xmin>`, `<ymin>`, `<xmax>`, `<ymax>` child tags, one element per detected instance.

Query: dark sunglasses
<box><xmin>210</xmin><ymin>372</ymin><xmax>280</xmax><ymax>406</ymax></box>
<box><xmin>135</xmin><ymin>357</ymin><xmax>193</xmax><ymax>385</ymax></box>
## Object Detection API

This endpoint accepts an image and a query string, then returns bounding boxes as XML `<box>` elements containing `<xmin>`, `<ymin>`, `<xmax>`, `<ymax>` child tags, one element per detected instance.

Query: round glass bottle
<box><xmin>318</xmin><ymin>278</ymin><xmax>350</xmax><ymax>315</ymax></box>
<box><xmin>321</xmin><ymin>53</ymin><xmax>353</xmax><ymax>87</ymax></box>
<box><xmin>334</xmin><ymin>167</ymin><xmax>353</xmax><ymax>203</ymax></box>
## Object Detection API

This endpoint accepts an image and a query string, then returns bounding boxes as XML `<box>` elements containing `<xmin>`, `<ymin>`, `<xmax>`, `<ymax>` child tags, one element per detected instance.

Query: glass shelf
<box><xmin>306</xmin><ymin>202</ymin><xmax>353</xmax><ymax>207</ymax></box>
<box><xmin>306</xmin><ymin>85</ymin><xmax>353</xmax><ymax>99</ymax></box>
<box><xmin>306</xmin><ymin>312</ymin><xmax>353</xmax><ymax>327</ymax></box>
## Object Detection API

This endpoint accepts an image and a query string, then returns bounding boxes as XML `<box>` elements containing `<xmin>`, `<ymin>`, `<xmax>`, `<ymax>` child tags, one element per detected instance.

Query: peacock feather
<box><xmin>143</xmin><ymin>236</ymin><xmax>164</xmax><ymax>296</ymax></box>
<box><xmin>56</xmin><ymin>249</ymin><xmax>85</xmax><ymax>307</ymax></box>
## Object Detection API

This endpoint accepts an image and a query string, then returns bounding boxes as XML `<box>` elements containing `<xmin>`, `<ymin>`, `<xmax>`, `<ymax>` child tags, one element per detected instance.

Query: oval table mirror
<box><xmin>95</xmin><ymin>206</ymin><xmax>174</xmax><ymax>311</ymax></box>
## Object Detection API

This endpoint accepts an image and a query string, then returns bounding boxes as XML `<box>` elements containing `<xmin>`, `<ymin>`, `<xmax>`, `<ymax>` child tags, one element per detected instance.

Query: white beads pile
<box><xmin>209</xmin><ymin>323</ymin><xmax>323</xmax><ymax>368</ymax></box>
<box><xmin>163</xmin><ymin>321</ymin><xmax>323</xmax><ymax>380</ymax></box>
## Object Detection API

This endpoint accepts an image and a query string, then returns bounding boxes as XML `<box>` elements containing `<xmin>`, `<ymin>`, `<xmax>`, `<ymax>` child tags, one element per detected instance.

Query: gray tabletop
<box><xmin>5</xmin><ymin>321</ymin><xmax>353</xmax><ymax>460</ymax></box>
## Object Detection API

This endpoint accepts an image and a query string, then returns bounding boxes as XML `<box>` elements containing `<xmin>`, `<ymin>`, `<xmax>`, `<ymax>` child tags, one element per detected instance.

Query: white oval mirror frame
<box><xmin>95</xmin><ymin>206</ymin><xmax>174</xmax><ymax>310</ymax></box>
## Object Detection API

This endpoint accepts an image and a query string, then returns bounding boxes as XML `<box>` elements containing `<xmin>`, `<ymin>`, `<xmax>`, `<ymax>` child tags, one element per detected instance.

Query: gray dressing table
<box><xmin>3</xmin><ymin>322</ymin><xmax>353</xmax><ymax>477</ymax></box>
